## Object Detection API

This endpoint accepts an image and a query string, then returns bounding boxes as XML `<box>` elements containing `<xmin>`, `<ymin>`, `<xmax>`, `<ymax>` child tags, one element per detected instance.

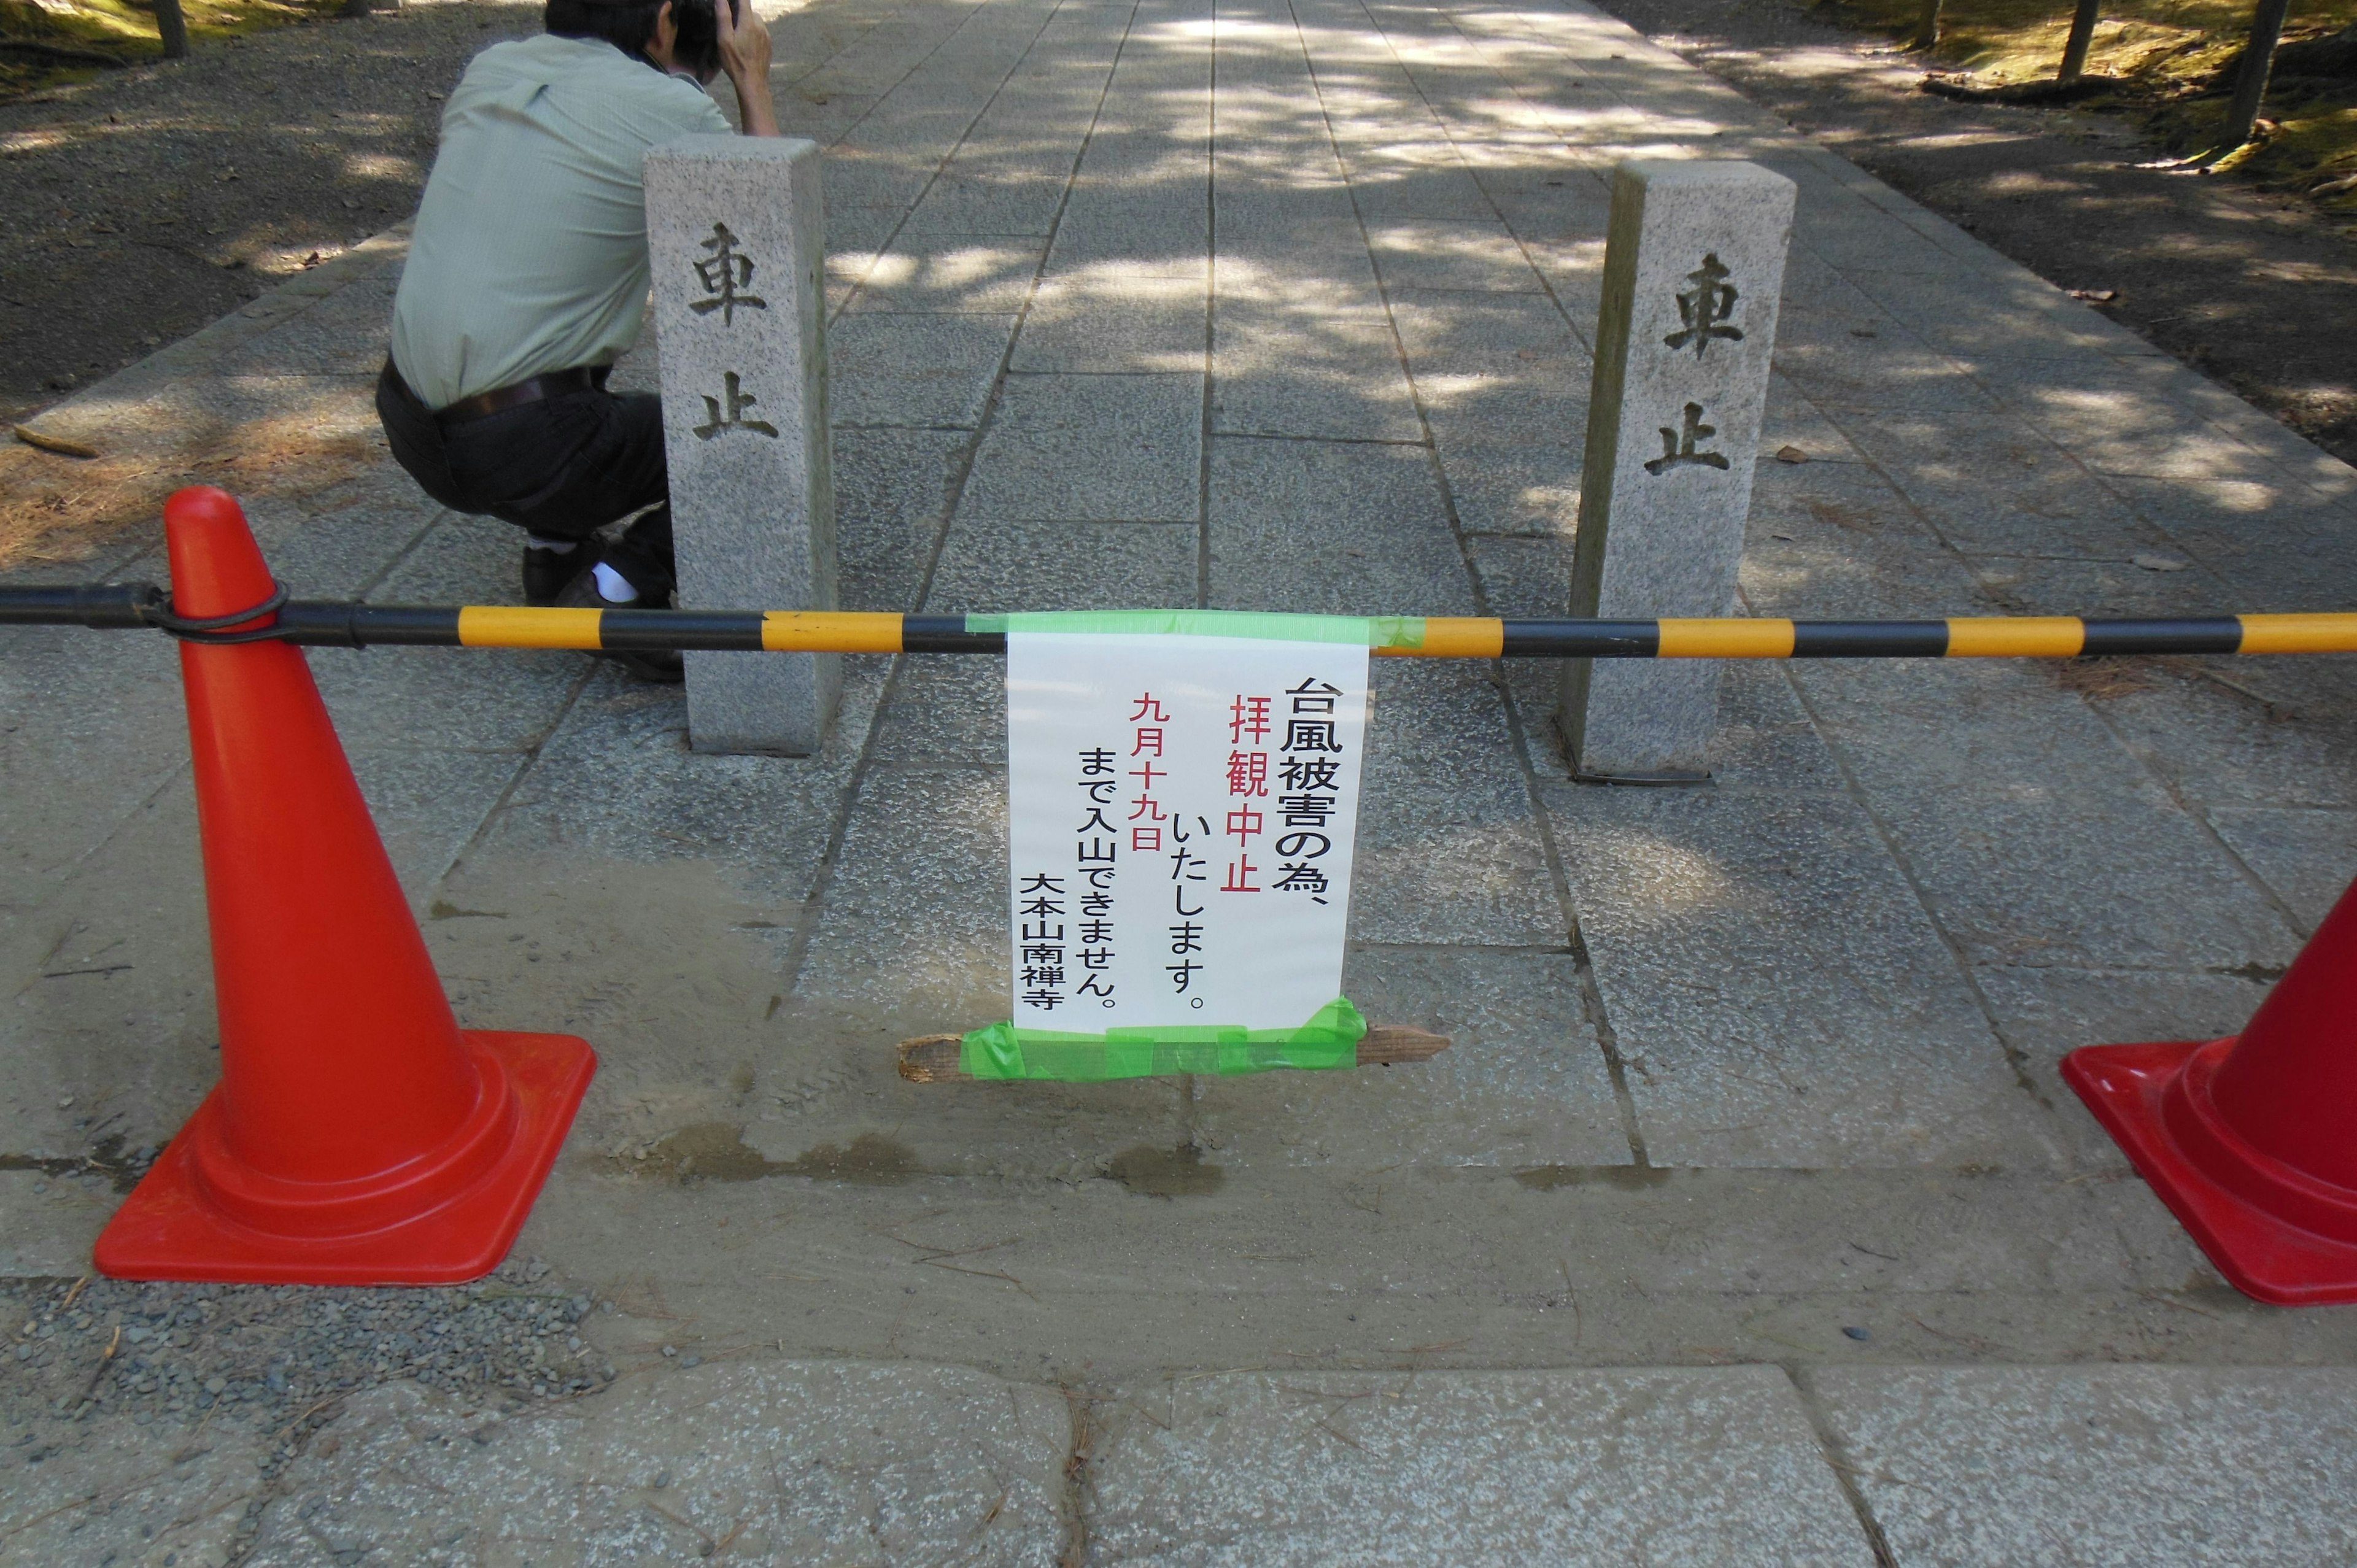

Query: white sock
<box><xmin>525</xmin><ymin>535</ymin><xmax>578</xmax><ymax>554</ymax></box>
<box><xmin>591</xmin><ymin>561</ymin><xmax>640</xmax><ymax>604</ymax></box>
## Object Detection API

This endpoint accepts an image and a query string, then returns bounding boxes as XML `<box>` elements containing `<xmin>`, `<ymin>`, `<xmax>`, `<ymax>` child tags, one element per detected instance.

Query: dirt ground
<box><xmin>0</xmin><ymin>0</ymin><xmax>539</xmax><ymax>432</ymax></box>
<box><xmin>1591</xmin><ymin>0</ymin><xmax>2357</xmax><ymax>467</ymax></box>
<box><xmin>3</xmin><ymin>0</ymin><xmax>2355</xmax><ymax>468</ymax></box>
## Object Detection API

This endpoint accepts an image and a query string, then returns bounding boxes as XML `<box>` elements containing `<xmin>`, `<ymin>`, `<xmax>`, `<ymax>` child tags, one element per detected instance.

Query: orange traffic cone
<box><xmin>2063</xmin><ymin>875</ymin><xmax>2357</xmax><ymax>1305</ymax></box>
<box><xmin>93</xmin><ymin>488</ymin><xmax>595</xmax><ymax>1284</ymax></box>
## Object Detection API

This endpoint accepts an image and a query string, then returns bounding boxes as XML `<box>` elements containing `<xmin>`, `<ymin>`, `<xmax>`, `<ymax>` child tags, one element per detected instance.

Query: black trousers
<box><xmin>375</xmin><ymin>361</ymin><xmax>675</xmax><ymax>593</ymax></box>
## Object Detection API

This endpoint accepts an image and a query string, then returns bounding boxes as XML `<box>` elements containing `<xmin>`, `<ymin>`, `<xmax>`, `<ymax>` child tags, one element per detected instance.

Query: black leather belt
<box><xmin>433</xmin><ymin>364</ymin><xmax>611</xmax><ymax>425</ymax></box>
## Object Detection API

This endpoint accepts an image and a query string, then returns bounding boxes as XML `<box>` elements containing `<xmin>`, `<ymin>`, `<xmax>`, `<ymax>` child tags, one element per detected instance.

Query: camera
<box><xmin>668</xmin><ymin>0</ymin><xmax>737</xmax><ymax>80</ymax></box>
<box><xmin>546</xmin><ymin>0</ymin><xmax>741</xmax><ymax>82</ymax></box>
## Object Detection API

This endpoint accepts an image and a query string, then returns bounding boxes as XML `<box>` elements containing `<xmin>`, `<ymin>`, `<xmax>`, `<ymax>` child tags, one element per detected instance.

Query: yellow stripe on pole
<box><xmin>1394</xmin><ymin>617</ymin><xmax>1504</xmax><ymax>658</ymax></box>
<box><xmin>456</xmin><ymin>606</ymin><xmax>606</xmax><ymax>649</ymax></box>
<box><xmin>2237</xmin><ymin>612</ymin><xmax>2357</xmax><ymax>654</ymax></box>
<box><xmin>761</xmin><ymin>611</ymin><xmax>906</xmax><ymax>653</ymax></box>
<box><xmin>1945</xmin><ymin>617</ymin><xmax>2084</xmax><ymax>657</ymax></box>
<box><xmin>1655</xmin><ymin>618</ymin><xmax>1796</xmax><ymax>658</ymax></box>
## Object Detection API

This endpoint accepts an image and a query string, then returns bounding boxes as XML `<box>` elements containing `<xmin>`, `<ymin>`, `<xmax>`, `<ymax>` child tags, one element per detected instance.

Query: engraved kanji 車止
<box><xmin>691</xmin><ymin>222</ymin><xmax>767</xmax><ymax>326</ymax></box>
<box><xmin>693</xmin><ymin>371</ymin><xmax>780</xmax><ymax>440</ymax></box>
<box><xmin>1644</xmin><ymin>401</ymin><xmax>1730</xmax><ymax>475</ymax></box>
<box><xmin>1664</xmin><ymin>253</ymin><xmax>1743</xmax><ymax>359</ymax></box>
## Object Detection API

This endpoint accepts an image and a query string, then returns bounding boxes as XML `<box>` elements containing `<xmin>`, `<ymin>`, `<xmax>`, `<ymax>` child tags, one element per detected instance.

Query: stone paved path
<box><xmin>7</xmin><ymin>0</ymin><xmax>2357</xmax><ymax>1560</ymax></box>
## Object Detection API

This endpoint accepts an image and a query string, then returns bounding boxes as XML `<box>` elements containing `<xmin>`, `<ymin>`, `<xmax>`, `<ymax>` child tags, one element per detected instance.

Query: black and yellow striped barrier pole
<box><xmin>4</xmin><ymin>583</ymin><xmax>2356</xmax><ymax>658</ymax></box>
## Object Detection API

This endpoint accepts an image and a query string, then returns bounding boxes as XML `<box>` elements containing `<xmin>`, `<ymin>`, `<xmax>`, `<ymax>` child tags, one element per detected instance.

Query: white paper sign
<box><xmin>1006</xmin><ymin>633</ymin><xmax>1371</xmax><ymax>1032</ymax></box>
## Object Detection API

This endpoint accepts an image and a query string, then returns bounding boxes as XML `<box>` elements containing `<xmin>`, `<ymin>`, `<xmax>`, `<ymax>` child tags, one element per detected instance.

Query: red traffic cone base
<box><xmin>95</xmin><ymin>1033</ymin><xmax>593</xmax><ymax>1284</ymax></box>
<box><xmin>2064</xmin><ymin>1037</ymin><xmax>2357</xmax><ymax>1307</ymax></box>
<box><xmin>91</xmin><ymin>487</ymin><xmax>594</xmax><ymax>1286</ymax></box>
<box><xmin>2063</xmin><ymin>868</ymin><xmax>2357</xmax><ymax>1307</ymax></box>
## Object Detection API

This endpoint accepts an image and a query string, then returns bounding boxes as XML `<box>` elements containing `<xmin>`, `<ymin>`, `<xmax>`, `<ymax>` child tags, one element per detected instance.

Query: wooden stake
<box><xmin>897</xmin><ymin>1025</ymin><xmax>1451</xmax><ymax>1083</ymax></box>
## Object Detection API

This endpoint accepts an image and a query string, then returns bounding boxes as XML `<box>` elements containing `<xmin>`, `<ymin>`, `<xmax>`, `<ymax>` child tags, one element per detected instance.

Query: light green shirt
<box><xmin>390</xmin><ymin>34</ymin><xmax>730</xmax><ymax>409</ymax></box>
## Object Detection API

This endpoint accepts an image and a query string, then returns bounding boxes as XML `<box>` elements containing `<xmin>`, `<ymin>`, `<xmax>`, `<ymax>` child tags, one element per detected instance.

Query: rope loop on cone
<box><xmin>137</xmin><ymin>581</ymin><xmax>290</xmax><ymax>644</ymax></box>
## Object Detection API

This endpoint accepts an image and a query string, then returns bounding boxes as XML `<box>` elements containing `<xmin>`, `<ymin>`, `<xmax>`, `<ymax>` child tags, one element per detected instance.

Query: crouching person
<box><xmin>376</xmin><ymin>0</ymin><xmax>778</xmax><ymax>679</ymax></box>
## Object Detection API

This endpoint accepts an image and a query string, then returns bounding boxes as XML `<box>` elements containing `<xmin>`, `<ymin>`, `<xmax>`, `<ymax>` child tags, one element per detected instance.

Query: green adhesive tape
<box><xmin>959</xmin><ymin>996</ymin><xmax>1368</xmax><ymax>1081</ymax></box>
<box><xmin>973</xmin><ymin>610</ymin><xmax>1426</xmax><ymax>650</ymax></box>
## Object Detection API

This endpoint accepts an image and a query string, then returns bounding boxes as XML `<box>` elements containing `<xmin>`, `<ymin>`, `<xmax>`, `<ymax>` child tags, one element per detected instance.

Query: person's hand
<box><xmin>716</xmin><ymin>0</ymin><xmax>772</xmax><ymax>91</ymax></box>
<box><xmin>715</xmin><ymin>0</ymin><xmax>780</xmax><ymax>136</ymax></box>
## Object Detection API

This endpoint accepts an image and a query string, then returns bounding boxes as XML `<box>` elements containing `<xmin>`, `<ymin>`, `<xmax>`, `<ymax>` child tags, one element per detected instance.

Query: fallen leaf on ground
<box><xmin>1773</xmin><ymin>445</ymin><xmax>1809</xmax><ymax>463</ymax></box>
<box><xmin>2132</xmin><ymin>553</ymin><xmax>2189</xmax><ymax>571</ymax></box>
<box><xmin>2070</xmin><ymin>288</ymin><xmax>2120</xmax><ymax>303</ymax></box>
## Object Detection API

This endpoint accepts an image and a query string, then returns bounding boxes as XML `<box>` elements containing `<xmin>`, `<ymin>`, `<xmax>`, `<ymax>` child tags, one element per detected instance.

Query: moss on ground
<box><xmin>0</xmin><ymin>0</ymin><xmax>346</xmax><ymax>98</ymax></box>
<box><xmin>1811</xmin><ymin>0</ymin><xmax>2357</xmax><ymax>212</ymax></box>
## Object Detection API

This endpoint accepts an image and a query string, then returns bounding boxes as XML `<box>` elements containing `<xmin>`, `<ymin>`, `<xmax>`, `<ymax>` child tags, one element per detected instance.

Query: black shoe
<box><xmin>522</xmin><ymin>541</ymin><xmax>599</xmax><ymax>607</ymax></box>
<box><xmin>555</xmin><ymin>563</ymin><xmax>684</xmax><ymax>684</ymax></box>
<box><xmin>604</xmin><ymin>645</ymin><xmax>685</xmax><ymax>684</ymax></box>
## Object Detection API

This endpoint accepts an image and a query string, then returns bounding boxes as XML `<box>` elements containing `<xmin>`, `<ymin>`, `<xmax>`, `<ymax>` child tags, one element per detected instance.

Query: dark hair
<box><xmin>544</xmin><ymin>0</ymin><xmax>726</xmax><ymax>81</ymax></box>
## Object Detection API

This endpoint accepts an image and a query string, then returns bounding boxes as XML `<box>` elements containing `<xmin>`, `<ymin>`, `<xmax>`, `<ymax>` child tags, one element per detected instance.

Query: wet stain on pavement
<box><xmin>1</xmin><ymin>1133</ymin><xmax>155</xmax><ymax>1194</ymax></box>
<box><xmin>621</xmin><ymin>1122</ymin><xmax>774</xmax><ymax>1183</ymax></box>
<box><xmin>781</xmin><ymin>1133</ymin><xmax>919</xmax><ymax>1184</ymax></box>
<box><xmin>1512</xmin><ymin>1164</ymin><xmax>1678</xmax><ymax>1192</ymax></box>
<box><xmin>617</xmin><ymin>1124</ymin><xmax>921</xmax><ymax>1185</ymax></box>
<box><xmin>1107</xmin><ymin>1143</ymin><xmax>1224</xmax><ymax>1197</ymax></box>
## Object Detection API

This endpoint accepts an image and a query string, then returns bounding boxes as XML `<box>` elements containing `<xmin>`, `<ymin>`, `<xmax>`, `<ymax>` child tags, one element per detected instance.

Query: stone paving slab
<box><xmin>0</xmin><ymin>1169</ymin><xmax>116</xmax><ymax>1275</ymax></box>
<box><xmin>843</xmin><ymin>236</ymin><xmax>1051</xmax><ymax>315</ymax></box>
<box><xmin>483</xmin><ymin>1164</ymin><xmax>2309</xmax><ymax>1389</ymax></box>
<box><xmin>2206</xmin><ymin>806</ymin><xmax>2357</xmax><ymax>930</ymax></box>
<box><xmin>1972</xmin><ymin>963</ymin><xmax>2273</xmax><ymax>1173</ymax></box>
<box><xmin>1814</xmin><ymin>1367</ymin><xmax>2357</xmax><ymax>1567</ymax></box>
<box><xmin>792</xmin><ymin>763</ymin><xmax>1014</xmax><ymax>1020</ymax></box>
<box><xmin>0</xmin><ymin>622</ymin><xmax>187</xmax><ymax>921</ymax></box>
<box><xmin>1543</xmin><ymin>781</ymin><xmax>2059</xmax><ymax>1170</ymax></box>
<box><xmin>829</xmin><ymin>309</ymin><xmax>1023</xmax><ymax>426</ymax></box>
<box><xmin>1</xmin><ymin>1410</ymin><xmax>267</xmax><ymax>1568</ymax></box>
<box><xmin>242</xmin><ymin>1362</ymin><xmax>1071</xmax><ymax>1566</ymax></box>
<box><xmin>1209</xmin><ymin>301</ymin><xmax>1422</xmax><ymax>442</ymax></box>
<box><xmin>2088</xmin><ymin>654</ymin><xmax>2357</xmax><ymax>817</ymax></box>
<box><xmin>1206</xmin><ymin>436</ymin><xmax>1469</xmax><ymax>616</ymax></box>
<box><xmin>961</xmin><ymin>373</ymin><xmax>1203</xmax><ymax>522</ymax></box>
<box><xmin>833</xmin><ymin>425</ymin><xmax>968</xmax><ymax>610</ymax></box>
<box><xmin>1192</xmin><ymin>945</ymin><xmax>1631</xmax><ymax>1170</ymax></box>
<box><xmin>0</xmin><ymin>775</ymin><xmax>215</xmax><ymax>1167</ymax></box>
<box><xmin>1082</xmin><ymin>1367</ymin><xmax>1873</xmax><ymax>1566</ymax></box>
<box><xmin>1013</xmin><ymin>276</ymin><xmax>1207</xmax><ymax>376</ymax></box>
<box><xmin>1353</xmin><ymin>658</ymin><xmax>1562</xmax><ymax>946</ymax></box>
<box><xmin>1799</xmin><ymin>670</ymin><xmax>2301</xmax><ymax>974</ymax></box>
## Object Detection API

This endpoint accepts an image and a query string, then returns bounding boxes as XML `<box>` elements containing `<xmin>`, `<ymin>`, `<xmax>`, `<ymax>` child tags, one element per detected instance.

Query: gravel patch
<box><xmin>2</xmin><ymin>1254</ymin><xmax>614</xmax><ymax>1558</ymax></box>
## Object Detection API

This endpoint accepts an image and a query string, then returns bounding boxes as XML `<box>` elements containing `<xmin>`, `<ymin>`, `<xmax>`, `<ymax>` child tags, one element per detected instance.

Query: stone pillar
<box><xmin>1561</xmin><ymin>160</ymin><xmax>1795</xmax><ymax>781</ymax></box>
<box><xmin>646</xmin><ymin>135</ymin><xmax>838</xmax><ymax>756</ymax></box>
